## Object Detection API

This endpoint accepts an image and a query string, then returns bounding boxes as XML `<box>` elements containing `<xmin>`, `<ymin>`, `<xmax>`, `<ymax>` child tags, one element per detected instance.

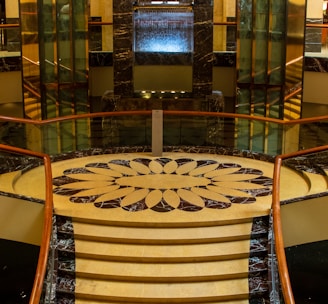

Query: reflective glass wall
<box><xmin>20</xmin><ymin>0</ymin><xmax>89</xmax><ymax>153</ymax></box>
<box><xmin>20</xmin><ymin>0</ymin><xmax>89</xmax><ymax>120</ymax></box>
<box><xmin>236</xmin><ymin>0</ymin><xmax>306</xmax><ymax>154</ymax></box>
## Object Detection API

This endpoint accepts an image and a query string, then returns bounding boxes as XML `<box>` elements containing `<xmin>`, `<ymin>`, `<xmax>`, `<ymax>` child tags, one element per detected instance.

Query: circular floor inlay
<box><xmin>52</xmin><ymin>156</ymin><xmax>272</xmax><ymax>212</ymax></box>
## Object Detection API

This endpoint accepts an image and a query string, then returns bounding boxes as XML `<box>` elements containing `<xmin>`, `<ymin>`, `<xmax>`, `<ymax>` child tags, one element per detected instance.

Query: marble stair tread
<box><xmin>75</xmin><ymin>239</ymin><xmax>251</xmax><ymax>262</ymax></box>
<box><xmin>75</xmin><ymin>258</ymin><xmax>249</xmax><ymax>282</ymax></box>
<box><xmin>74</xmin><ymin>277</ymin><xmax>249</xmax><ymax>303</ymax></box>
<box><xmin>72</xmin><ymin>221</ymin><xmax>253</xmax><ymax>244</ymax></box>
<box><xmin>75</xmin><ymin>300</ymin><xmax>250</xmax><ymax>304</ymax></box>
<box><xmin>69</xmin><ymin>210</ymin><xmax>258</xmax><ymax>228</ymax></box>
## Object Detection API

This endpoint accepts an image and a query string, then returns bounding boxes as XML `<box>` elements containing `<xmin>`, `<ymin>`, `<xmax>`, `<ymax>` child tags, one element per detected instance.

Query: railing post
<box><xmin>152</xmin><ymin>110</ymin><xmax>163</xmax><ymax>157</ymax></box>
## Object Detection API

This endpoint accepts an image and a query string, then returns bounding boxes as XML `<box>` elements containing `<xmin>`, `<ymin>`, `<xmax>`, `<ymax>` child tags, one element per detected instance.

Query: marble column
<box><xmin>305</xmin><ymin>0</ymin><xmax>324</xmax><ymax>53</ymax></box>
<box><xmin>193</xmin><ymin>0</ymin><xmax>213</xmax><ymax>97</ymax></box>
<box><xmin>113</xmin><ymin>0</ymin><xmax>134</xmax><ymax>97</ymax></box>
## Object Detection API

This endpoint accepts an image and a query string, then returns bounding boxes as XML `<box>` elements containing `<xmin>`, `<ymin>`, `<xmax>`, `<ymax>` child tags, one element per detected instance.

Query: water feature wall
<box><xmin>134</xmin><ymin>8</ymin><xmax>193</xmax><ymax>53</ymax></box>
<box><xmin>113</xmin><ymin>0</ymin><xmax>213</xmax><ymax>98</ymax></box>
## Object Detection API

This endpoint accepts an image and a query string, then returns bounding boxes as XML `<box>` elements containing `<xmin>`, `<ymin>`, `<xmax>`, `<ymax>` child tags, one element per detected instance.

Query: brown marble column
<box><xmin>193</xmin><ymin>0</ymin><xmax>213</xmax><ymax>97</ymax></box>
<box><xmin>113</xmin><ymin>0</ymin><xmax>134</xmax><ymax>97</ymax></box>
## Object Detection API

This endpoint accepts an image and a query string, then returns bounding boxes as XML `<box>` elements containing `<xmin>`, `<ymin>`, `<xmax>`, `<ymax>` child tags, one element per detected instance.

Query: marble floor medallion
<box><xmin>52</xmin><ymin>155</ymin><xmax>273</xmax><ymax>213</ymax></box>
<box><xmin>8</xmin><ymin>151</ymin><xmax>309</xmax><ymax>224</ymax></box>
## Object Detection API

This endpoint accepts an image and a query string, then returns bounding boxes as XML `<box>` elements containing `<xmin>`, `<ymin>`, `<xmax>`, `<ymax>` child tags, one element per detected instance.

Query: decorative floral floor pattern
<box><xmin>9</xmin><ymin>151</ymin><xmax>309</xmax><ymax>224</ymax></box>
<box><xmin>52</xmin><ymin>156</ymin><xmax>273</xmax><ymax>213</ymax></box>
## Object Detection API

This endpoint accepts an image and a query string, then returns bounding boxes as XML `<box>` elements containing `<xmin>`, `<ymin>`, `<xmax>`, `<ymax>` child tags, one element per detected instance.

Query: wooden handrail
<box><xmin>0</xmin><ymin>23</ymin><xmax>20</xmax><ymax>28</ymax></box>
<box><xmin>273</xmin><ymin>145</ymin><xmax>328</xmax><ymax>304</ymax></box>
<box><xmin>88</xmin><ymin>21</ymin><xmax>113</xmax><ymax>26</ymax></box>
<box><xmin>306</xmin><ymin>23</ymin><xmax>328</xmax><ymax>29</ymax></box>
<box><xmin>213</xmin><ymin>22</ymin><xmax>237</xmax><ymax>26</ymax></box>
<box><xmin>0</xmin><ymin>144</ymin><xmax>53</xmax><ymax>304</ymax></box>
<box><xmin>272</xmin><ymin>156</ymin><xmax>294</xmax><ymax>304</ymax></box>
<box><xmin>2</xmin><ymin>110</ymin><xmax>328</xmax><ymax>126</ymax></box>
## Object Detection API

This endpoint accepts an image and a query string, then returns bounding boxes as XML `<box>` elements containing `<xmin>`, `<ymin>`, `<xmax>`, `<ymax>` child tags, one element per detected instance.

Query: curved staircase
<box><xmin>51</xmin><ymin>214</ymin><xmax>271</xmax><ymax>304</ymax></box>
<box><xmin>3</xmin><ymin>150</ymin><xmax>326</xmax><ymax>303</ymax></box>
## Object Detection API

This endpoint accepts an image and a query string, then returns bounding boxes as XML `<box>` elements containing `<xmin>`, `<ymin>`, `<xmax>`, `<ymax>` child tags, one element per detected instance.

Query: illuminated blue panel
<box><xmin>134</xmin><ymin>10</ymin><xmax>193</xmax><ymax>53</ymax></box>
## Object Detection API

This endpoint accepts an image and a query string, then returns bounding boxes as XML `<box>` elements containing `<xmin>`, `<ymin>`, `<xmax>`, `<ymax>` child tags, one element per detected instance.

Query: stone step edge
<box><xmin>75</xmin><ymin>251</ymin><xmax>251</xmax><ymax>263</ymax></box>
<box><xmin>72</xmin><ymin>257</ymin><xmax>253</xmax><ymax>282</ymax></box>
<box><xmin>71</xmin><ymin>221</ymin><xmax>254</xmax><ymax>245</ymax></box>
<box><xmin>71</xmin><ymin>215</ymin><xmax>255</xmax><ymax>228</ymax></box>
<box><xmin>75</xmin><ymin>271</ymin><xmax>249</xmax><ymax>283</ymax></box>
<box><xmin>73</xmin><ymin>233</ymin><xmax>251</xmax><ymax>245</ymax></box>
<box><xmin>74</xmin><ymin>300</ymin><xmax>250</xmax><ymax>304</ymax></box>
<box><xmin>74</xmin><ymin>278</ymin><xmax>249</xmax><ymax>303</ymax></box>
<box><xmin>75</xmin><ymin>294</ymin><xmax>250</xmax><ymax>304</ymax></box>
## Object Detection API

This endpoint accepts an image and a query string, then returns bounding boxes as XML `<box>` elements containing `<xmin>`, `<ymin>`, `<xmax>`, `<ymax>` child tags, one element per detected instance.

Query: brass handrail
<box><xmin>0</xmin><ymin>144</ymin><xmax>53</xmax><ymax>304</ymax></box>
<box><xmin>273</xmin><ymin>145</ymin><xmax>328</xmax><ymax>304</ymax></box>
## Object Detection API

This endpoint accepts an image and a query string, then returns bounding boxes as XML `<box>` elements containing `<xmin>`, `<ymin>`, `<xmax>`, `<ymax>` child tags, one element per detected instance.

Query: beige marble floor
<box><xmin>4</xmin><ymin>152</ymin><xmax>310</xmax><ymax>226</ymax></box>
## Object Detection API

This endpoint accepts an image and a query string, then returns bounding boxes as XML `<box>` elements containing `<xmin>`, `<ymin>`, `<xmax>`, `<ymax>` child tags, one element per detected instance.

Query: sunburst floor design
<box><xmin>10</xmin><ymin>152</ymin><xmax>309</xmax><ymax>225</ymax></box>
<box><xmin>53</xmin><ymin>155</ymin><xmax>272</xmax><ymax>212</ymax></box>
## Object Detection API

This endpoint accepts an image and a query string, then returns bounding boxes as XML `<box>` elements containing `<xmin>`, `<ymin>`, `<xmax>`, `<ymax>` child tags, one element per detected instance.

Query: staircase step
<box><xmin>72</xmin><ymin>221</ymin><xmax>253</xmax><ymax>244</ymax></box>
<box><xmin>75</xmin><ymin>299</ymin><xmax>250</xmax><ymax>304</ymax></box>
<box><xmin>75</xmin><ymin>258</ymin><xmax>249</xmax><ymax>282</ymax></box>
<box><xmin>75</xmin><ymin>278</ymin><xmax>249</xmax><ymax>303</ymax></box>
<box><xmin>75</xmin><ymin>239</ymin><xmax>252</xmax><ymax>262</ymax></box>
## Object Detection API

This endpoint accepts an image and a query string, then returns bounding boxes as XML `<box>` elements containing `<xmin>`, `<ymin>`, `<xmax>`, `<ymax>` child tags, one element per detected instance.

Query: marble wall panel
<box><xmin>305</xmin><ymin>18</ymin><xmax>323</xmax><ymax>53</ymax></box>
<box><xmin>193</xmin><ymin>0</ymin><xmax>213</xmax><ymax>97</ymax></box>
<box><xmin>113</xmin><ymin>0</ymin><xmax>134</xmax><ymax>97</ymax></box>
<box><xmin>304</xmin><ymin>56</ymin><xmax>328</xmax><ymax>72</ymax></box>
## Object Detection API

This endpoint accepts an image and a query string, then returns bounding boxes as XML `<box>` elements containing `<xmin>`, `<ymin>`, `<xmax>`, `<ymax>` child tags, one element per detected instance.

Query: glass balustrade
<box><xmin>2</xmin><ymin>112</ymin><xmax>328</xmax><ymax>156</ymax></box>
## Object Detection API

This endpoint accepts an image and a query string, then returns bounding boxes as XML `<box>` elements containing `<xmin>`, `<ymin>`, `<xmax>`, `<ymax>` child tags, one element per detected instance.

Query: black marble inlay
<box><xmin>89</xmin><ymin>51</ymin><xmax>236</xmax><ymax>68</ymax></box>
<box><xmin>304</xmin><ymin>56</ymin><xmax>328</xmax><ymax>73</ymax></box>
<box><xmin>41</xmin><ymin>215</ymin><xmax>75</xmax><ymax>303</ymax></box>
<box><xmin>248</xmin><ymin>215</ymin><xmax>278</xmax><ymax>302</ymax></box>
<box><xmin>0</xmin><ymin>56</ymin><xmax>21</xmax><ymax>72</ymax></box>
<box><xmin>134</xmin><ymin>52</ymin><xmax>192</xmax><ymax>65</ymax></box>
<box><xmin>89</xmin><ymin>51</ymin><xmax>113</xmax><ymax>67</ymax></box>
<box><xmin>52</xmin><ymin>155</ymin><xmax>273</xmax><ymax>213</ymax></box>
<box><xmin>213</xmin><ymin>52</ymin><xmax>236</xmax><ymax>67</ymax></box>
<box><xmin>113</xmin><ymin>0</ymin><xmax>134</xmax><ymax>96</ymax></box>
<box><xmin>193</xmin><ymin>0</ymin><xmax>213</xmax><ymax>96</ymax></box>
<box><xmin>0</xmin><ymin>154</ymin><xmax>40</xmax><ymax>174</ymax></box>
<box><xmin>0</xmin><ymin>191</ymin><xmax>45</xmax><ymax>205</ymax></box>
<box><xmin>251</xmin><ymin>216</ymin><xmax>269</xmax><ymax>239</ymax></box>
<box><xmin>283</xmin><ymin>150</ymin><xmax>328</xmax><ymax>174</ymax></box>
<box><xmin>249</xmin><ymin>275</ymin><xmax>269</xmax><ymax>296</ymax></box>
<box><xmin>47</xmin><ymin>146</ymin><xmax>276</xmax><ymax>165</ymax></box>
<box><xmin>249</xmin><ymin>256</ymin><xmax>267</xmax><ymax>277</ymax></box>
